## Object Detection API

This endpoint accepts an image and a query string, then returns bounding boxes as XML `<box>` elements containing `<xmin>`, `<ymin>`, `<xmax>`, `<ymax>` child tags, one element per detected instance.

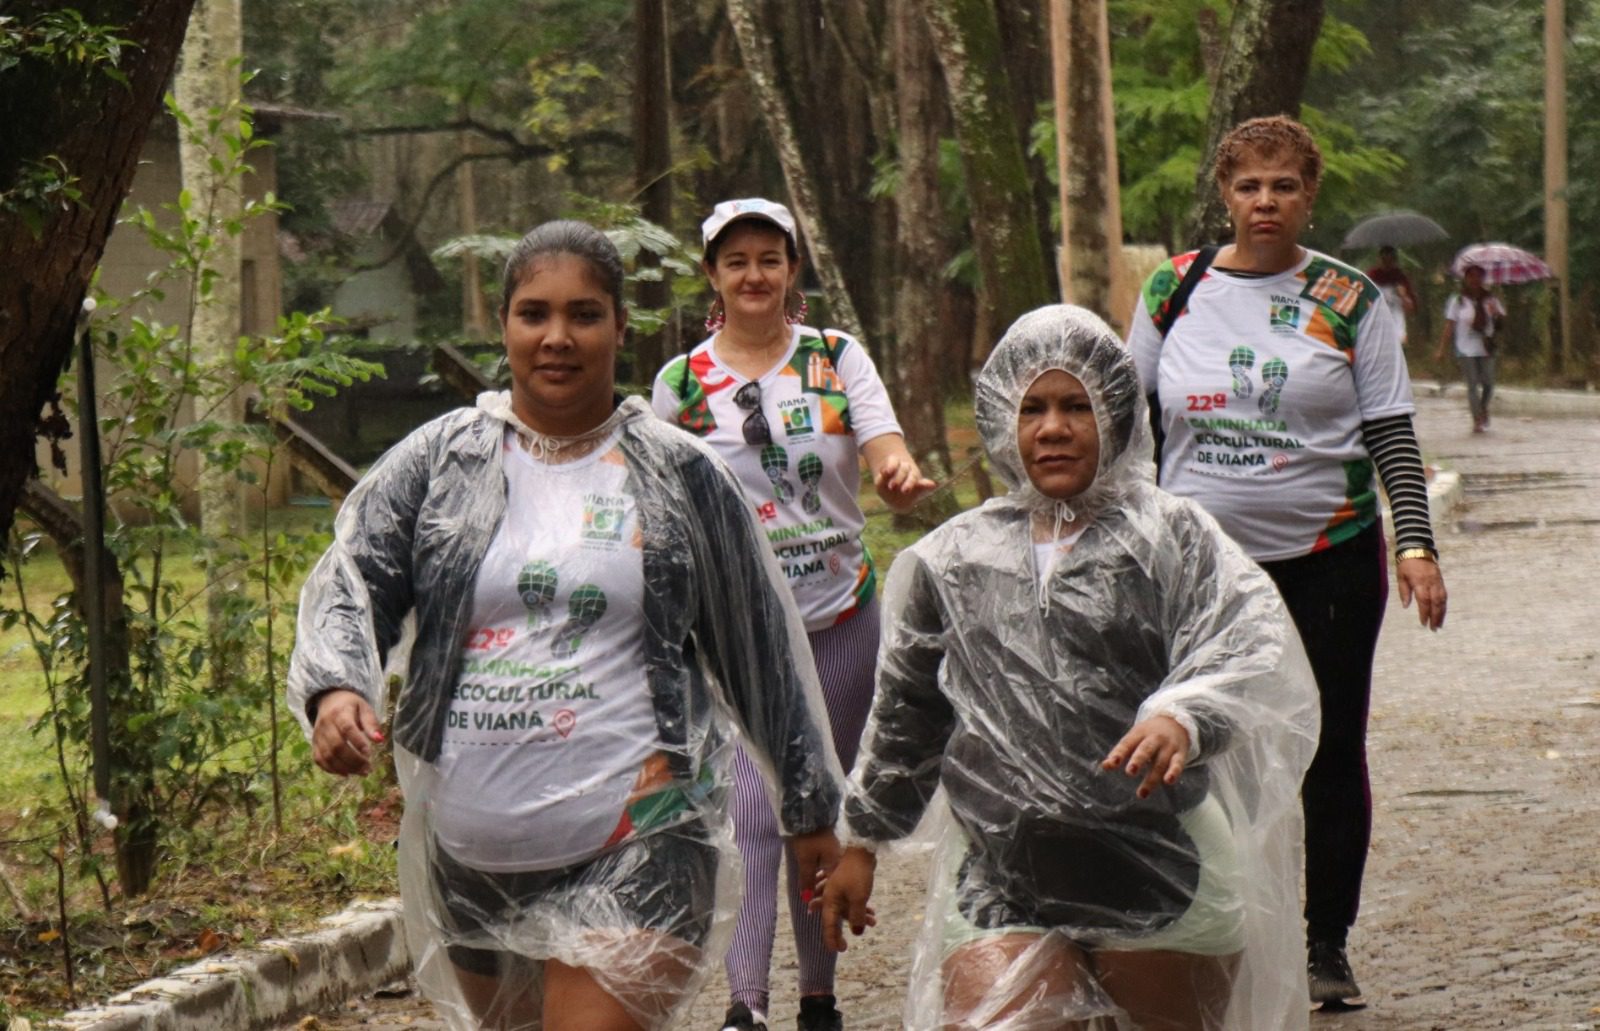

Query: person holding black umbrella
<box><xmin>1126</xmin><ymin>115</ymin><xmax>1448</xmax><ymax>1009</ymax></box>
<box><xmin>1366</xmin><ymin>246</ymin><xmax>1417</xmax><ymax>347</ymax></box>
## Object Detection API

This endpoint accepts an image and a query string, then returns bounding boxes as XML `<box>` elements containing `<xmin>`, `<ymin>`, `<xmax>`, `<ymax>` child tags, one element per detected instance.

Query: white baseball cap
<box><xmin>701</xmin><ymin>197</ymin><xmax>798</xmax><ymax>252</ymax></box>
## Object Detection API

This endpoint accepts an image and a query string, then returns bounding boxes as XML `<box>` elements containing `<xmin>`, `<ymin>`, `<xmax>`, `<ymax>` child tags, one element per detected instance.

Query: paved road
<box><xmin>296</xmin><ymin>390</ymin><xmax>1600</xmax><ymax>1030</ymax></box>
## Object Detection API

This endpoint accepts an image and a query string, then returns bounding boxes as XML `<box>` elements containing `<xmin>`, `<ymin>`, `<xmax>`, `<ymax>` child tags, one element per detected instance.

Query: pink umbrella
<box><xmin>1450</xmin><ymin>243</ymin><xmax>1554</xmax><ymax>285</ymax></box>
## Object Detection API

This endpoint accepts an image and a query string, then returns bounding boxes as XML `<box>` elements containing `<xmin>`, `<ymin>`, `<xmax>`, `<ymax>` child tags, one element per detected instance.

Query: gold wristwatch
<box><xmin>1395</xmin><ymin>546</ymin><xmax>1438</xmax><ymax>563</ymax></box>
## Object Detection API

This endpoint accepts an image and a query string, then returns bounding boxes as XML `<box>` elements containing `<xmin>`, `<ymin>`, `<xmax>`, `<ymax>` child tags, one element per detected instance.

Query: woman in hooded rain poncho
<box><xmin>288</xmin><ymin>221</ymin><xmax>842</xmax><ymax>1030</ymax></box>
<box><xmin>820</xmin><ymin>305</ymin><xmax>1320</xmax><ymax>1029</ymax></box>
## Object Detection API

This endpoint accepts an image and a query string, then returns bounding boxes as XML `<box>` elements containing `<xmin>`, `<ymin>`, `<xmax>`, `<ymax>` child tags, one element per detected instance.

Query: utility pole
<box><xmin>1544</xmin><ymin>0</ymin><xmax>1571</xmax><ymax>373</ymax></box>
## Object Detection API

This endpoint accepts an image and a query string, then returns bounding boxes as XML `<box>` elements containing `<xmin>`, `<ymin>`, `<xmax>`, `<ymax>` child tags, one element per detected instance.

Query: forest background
<box><xmin>0</xmin><ymin>0</ymin><xmax>1595</xmax><ymax>1022</ymax></box>
<box><xmin>245</xmin><ymin>0</ymin><xmax>1597</xmax><ymax>468</ymax></box>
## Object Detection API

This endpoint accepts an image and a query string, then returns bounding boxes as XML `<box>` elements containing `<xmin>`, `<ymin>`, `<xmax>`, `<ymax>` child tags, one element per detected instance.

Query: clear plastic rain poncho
<box><xmin>288</xmin><ymin>393</ymin><xmax>842</xmax><ymax>1029</ymax></box>
<box><xmin>842</xmin><ymin>306</ymin><xmax>1320</xmax><ymax>1029</ymax></box>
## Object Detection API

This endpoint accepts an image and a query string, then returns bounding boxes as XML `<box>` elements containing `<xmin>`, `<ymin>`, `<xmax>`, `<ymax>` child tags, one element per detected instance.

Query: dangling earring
<box><xmin>704</xmin><ymin>296</ymin><xmax>726</xmax><ymax>333</ymax></box>
<box><xmin>785</xmin><ymin>290</ymin><xmax>809</xmax><ymax>326</ymax></box>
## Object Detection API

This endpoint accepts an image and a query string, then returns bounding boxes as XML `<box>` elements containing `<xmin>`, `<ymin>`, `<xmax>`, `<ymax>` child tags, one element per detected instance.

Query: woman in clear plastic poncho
<box><xmin>288</xmin><ymin>221</ymin><xmax>843</xmax><ymax>1030</ymax></box>
<box><xmin>820</xmin><ymin>305</ymin><xmax>1320</xmax><ymax>1029</ymax></box>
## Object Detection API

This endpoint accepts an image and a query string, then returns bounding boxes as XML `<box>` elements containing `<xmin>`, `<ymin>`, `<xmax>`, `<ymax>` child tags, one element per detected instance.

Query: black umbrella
<box><xmin>1340</xmin><ymin>210</ymin><xmax>1449</xmax><ymax>251</ymax></box>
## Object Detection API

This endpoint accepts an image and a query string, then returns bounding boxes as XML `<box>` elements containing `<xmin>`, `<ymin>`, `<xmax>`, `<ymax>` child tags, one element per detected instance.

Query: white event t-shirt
<box><xmin>428</xmin><ymin>427</ymin><xmax>659</xmax><ymax>872</ymax></box>
<box><xmin>651</xmin><ymin>325</ymin><xmax>901</xmax><ymax>630</ymax></box>
<box><xmin>1444</xmin><ymin>293</ymin><xmax>1506</xmax><ymax>358</ymax></box>
<box><xmin>1127</xmin><ymin>249</ymin><xmax>1414</xmax><ymax>562</ymax></box>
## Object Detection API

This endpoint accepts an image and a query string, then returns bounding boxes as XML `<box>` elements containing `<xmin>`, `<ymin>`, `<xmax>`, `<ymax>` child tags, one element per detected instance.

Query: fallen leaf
<box><xmin>36</xmin><ymin>930</ymin><xmax>59</xmax><ymax>944</ymax></box>
<box><xmin>196</xmin><ymin>928</ymin><xmax>225</xmax><ymax>954</ymax></box>
<box><xmin>328</xmin><ymin>841</ymin><xmax>364</xmax><ymax>858</ymax></box>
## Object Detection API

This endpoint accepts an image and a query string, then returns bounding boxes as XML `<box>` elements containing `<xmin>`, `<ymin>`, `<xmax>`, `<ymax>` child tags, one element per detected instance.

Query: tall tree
<box><xmin>993</xmin><ymin>0</ymin><xmax>1059</xmax><ymax>290</ymax></box>
<box><xmin>723</xmin><ymin>0</ymin><xmax>866</xmax><ymax>337</ymax></box>
<box><xmin>889</xmin><ymin>0</ymin><xmax>953</xmax><ymax>479</ymax></box>
<box><xmin>925</xmin><ymin>0</ymin><xmax>1054</xmax><ymax>346</ymax></box>
<box><xmin>632</xmin><ymin>0</ymin><xmax>673</xmax><ymax>379</ymax></box>
<box><xmin>1185</xmin><ymin>0</ymin><xmax>1326</xmax><ymax>243</ymax></box>
<box><xmin>174</xmin><ymin>0</ymin><xmax>248</xmax><ymax>698</ymax></box>
<box><xmin>1053</xmin><ymin>0</ymin><xmax>1127</xmax><ymax>326</ymax></box>
<box><xmin>0</xmin><ymin>1</ymin><xmax>200</xmax><ymax>549</ymax></box>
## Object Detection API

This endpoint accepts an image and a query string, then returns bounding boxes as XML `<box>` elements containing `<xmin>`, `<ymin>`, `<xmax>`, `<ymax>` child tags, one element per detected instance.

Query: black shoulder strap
<box><xmin>1157</xmin><ymin>245</ymin><xmax>1219</xmax><ymax>340</ymax></box>
<box><xmin>672</xmin><ymin>353</ymin><xmax>694</xmax><ymax>400</ymax></box>
<box><xmin>1148</xmin><ymin>245</ymin><xmax>1218</xmax><ymax>476</ymax></box>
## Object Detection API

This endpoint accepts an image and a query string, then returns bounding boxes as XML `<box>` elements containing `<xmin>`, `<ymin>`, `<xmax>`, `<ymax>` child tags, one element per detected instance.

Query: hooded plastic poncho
<box><xmin>288</xmin><ymin>393</ymin><xmax>842</xmax><ymax>1029</ymax></box>
<box><xmin>842</xmin><ymin>306</ymin><xmax>1320</xmax><ymax>1029</ymax></box>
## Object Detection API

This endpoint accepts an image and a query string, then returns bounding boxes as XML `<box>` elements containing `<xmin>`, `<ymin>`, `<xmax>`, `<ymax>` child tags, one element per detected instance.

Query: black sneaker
<box><xmin>721</xmin><ymin>1002</ymin><xmax>768</xmax><ymax>1031</ymax></box>
<box><xmin>796</xmin><ymin>994</ymin><xmax>843</xmax><ymax>1031</ymax></box>
<box><xmin>1307</xmin><ymin>940</ymin><xmax>1362</xmax><ymax>1005</ymax></box>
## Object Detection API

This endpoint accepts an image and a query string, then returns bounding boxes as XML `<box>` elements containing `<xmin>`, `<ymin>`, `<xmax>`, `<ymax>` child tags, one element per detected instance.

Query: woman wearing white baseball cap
<box><xmin>653</xmin><ymin>198</ymin><xmax>935</xmax><ymax>1031</ymax></box>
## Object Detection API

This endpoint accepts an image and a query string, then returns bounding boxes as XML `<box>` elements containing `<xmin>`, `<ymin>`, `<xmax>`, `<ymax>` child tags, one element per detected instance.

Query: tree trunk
<box><xmin>1053</xmin><ymin>0</ymin><xmax>1126</xmax><ymax>327</ymax></box>
<box><xmin>723</xmin><ymin>0</ymin><xmax>866</xmax><ymax>339</ymax></box>
<box><xmin>174</xmin><ymin>0</ymin><xmax>248</xmax><ymax>697</ymax></box>
<box><xmin>926</xmin><ymin>0</ymin><xmax>1054</xmax><ymax>350</ymax></box>
<box><xmin>1185</xmin><ymin>0</ymin><xmax>1326</xmax><ymax>245</ymax></box>
<box><xmin>458</xmin><ymin>104</ymin><xmax>489</xmax><ymax>339</ymax></box>
<box><xmin>0</xmin><ymin>0</ymin><xmax>200</xmax><ymax>550</ymax></box>
<box><xmin>890</xmin><ymin>0</ymin><xmax>954</xmax><ymax>490</ymax></box>
<box><xmin>993</xmin><ymin>0</ymin><xmax>1059</xmax><ymax>295</ymax></box>
<box><xmin>632</xmin><ymin>0</ymin><xmax>674</xmax><ymax>382</ymax></box>
<box><xmin>775</xmin><ymin>1</ymin><xmax>894</xmax><ymax>354</ymax></box>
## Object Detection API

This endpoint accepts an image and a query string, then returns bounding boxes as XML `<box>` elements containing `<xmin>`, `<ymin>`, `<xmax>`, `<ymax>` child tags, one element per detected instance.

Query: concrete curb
<box><xmin>1427</xmin><ymin>467</ymin><xmax>1464</xmax><ymax>533</ymax></box>
<box><xmin>1416</xmin><ymin>379</ymin><xmax>1600</xmax><ymax>419</ymax></box>
<box><xmin>48</xmin><ymin>899</ymin><xmax>409</xmax><ymax>1031</ymax></box>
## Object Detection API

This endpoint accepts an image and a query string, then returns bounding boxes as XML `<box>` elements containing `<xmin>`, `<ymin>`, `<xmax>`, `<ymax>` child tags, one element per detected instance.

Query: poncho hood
<box><xmin>974</xmin><ymin>304</ymin><xmax>1153</xmax><ymax>517</ymax></box>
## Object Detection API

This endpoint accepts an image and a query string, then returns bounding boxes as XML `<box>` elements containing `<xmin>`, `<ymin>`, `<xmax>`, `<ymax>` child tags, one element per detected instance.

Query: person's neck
<box><xmin>512</xmin><ymin>393</ymin><xmax>618</xmax><ymax>440</ymax></box>
<box><xmin>1218</xmin><ymin>239</ymin><xmax>1304</xmax><ymax>275</ymax></box>
<box><xmin>715</xmin><ymin>317</ymin><xmax>791</xmax><ymax>376</ymax></box>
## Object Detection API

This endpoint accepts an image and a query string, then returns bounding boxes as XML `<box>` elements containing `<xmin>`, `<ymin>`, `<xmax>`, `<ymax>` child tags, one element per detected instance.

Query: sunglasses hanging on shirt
<box><xmin>733</xmin><ymin>381</ymin><xmax>772</xmax><ymax>446</ymax></box>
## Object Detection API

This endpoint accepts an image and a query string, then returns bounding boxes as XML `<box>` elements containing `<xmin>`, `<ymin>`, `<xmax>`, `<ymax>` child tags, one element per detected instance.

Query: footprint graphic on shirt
<box><xmin>552</xmin><ymin>584</ymin><xmax>608</xmax><ymax>658</ymax></box>
<box><xmin>517</xmin><ymin>560</ymin><xmax>559</xmax><ymax>628</ymax></box>
<box><xmin>1258</xmin><ymin>358</ymin><xmax>1289</xmax><ymax>415</ymax></box>
<box><xmin>1228</xmin><ymin>346</ymin><xmax>1257</xmax><ymax>399</ymax></box>
<box><xmin>761</xmin><ymin>444</ymin><xmax>794</xmax><ymax>503</ymax></box>
<box><xmin>797</xmin><ymin>453</ymin><xmax>823</xmax><ymax>515</ymax></box>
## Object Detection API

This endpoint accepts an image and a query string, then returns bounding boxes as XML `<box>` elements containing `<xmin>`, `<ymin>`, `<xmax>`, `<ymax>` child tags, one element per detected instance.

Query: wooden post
<box><xmin>1544</xmin><ymin>0</ymin><xmax>1571</xmax><ymax>372</ymax></box>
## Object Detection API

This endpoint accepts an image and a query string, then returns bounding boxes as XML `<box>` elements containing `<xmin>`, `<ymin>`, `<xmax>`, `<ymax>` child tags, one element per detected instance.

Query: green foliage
<box><xmin>0</xmin><ymin>10</ymin><xmax>133</xmax><ymax>78</ymax></box>
<box><xmin>431</xmin><ymin>197</ymin><xmax>709</xmax><ymax>344</ymax></box>
<box><xmin>1</xmin><ymin>94</ymin><xmax>380</xmax><ymax>896</ymax></box>
<box><xmin>1308</xmin><ymin>0</ymin><xmax>1599</xmax><ymax>374</ymax></box>
<box><xmin>0</xmin><ymin>156</ymin><xmax>82</xmax><ymax>236</ymax></box>
<box><xmin>328</xmin><ymin>0</ymin><xmax>630</xmax><ymax>127</ymax></box>
<box><xmin>0</xmin><ymin>9</ymin><xmax>135</xmax><ymax>235</ymax></box>
<box><xmin>1110</xmin><ymin>0</ymin><xmax>1405</xmax><ymax>249</ymax></box>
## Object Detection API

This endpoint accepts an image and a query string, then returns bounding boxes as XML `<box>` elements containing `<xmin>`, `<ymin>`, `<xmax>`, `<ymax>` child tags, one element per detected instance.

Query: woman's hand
<box><xmin>1102</xmin><ymin>715</ymin><xmax>1189</xmax><ymax>799</ymax></box>
<box><xmin>311</xmin><ymin>689</ymin><xmax>385</xmax><ymax>776</ymax></box>
<box><xmin>862</xmin><ymin>434</ymin><xmax>937</xmax><ymax>514</ymax></box>
<box><xmin>1397</xmin><ymin>556</ymin><xmax>1447</xmax><ymax>630</ymax></box>
<box><xmin>788</xmin><ymin>826</ymin><xmax>842</xmax><ymax>913</ymax></box>
<box><xmin>817</xmin><ymin>846</ymin><xmax>878</xmax><ymax>952</ymax></box>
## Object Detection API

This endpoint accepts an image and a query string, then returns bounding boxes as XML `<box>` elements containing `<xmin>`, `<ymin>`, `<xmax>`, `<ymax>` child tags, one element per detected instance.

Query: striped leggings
<box><xmin>725</xmin><ymin>598</ymin><xmax>880</xmax><ymax>1013</ymax></box>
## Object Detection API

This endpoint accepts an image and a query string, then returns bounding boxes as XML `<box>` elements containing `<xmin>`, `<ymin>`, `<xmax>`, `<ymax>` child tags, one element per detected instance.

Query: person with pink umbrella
<box><xmin>1436</xmin><ymin>262</ymin><xmax>1506</xmax><ymax>432</ymax></box>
